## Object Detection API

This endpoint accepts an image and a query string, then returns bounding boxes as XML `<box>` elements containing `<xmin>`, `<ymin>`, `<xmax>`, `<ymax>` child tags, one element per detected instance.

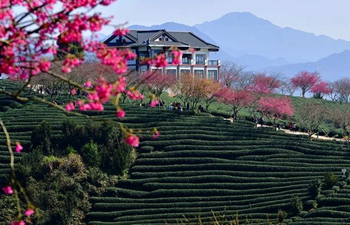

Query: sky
<box><xmin>96</xmin><ymin>0</ymin><xmax>350</xmax><ymax>41</ymax></box>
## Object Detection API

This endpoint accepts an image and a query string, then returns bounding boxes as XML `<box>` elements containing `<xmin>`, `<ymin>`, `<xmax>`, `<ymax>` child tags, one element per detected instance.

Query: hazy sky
<box><xmin>97</xmin><ymin>0</ymin><xmax>350</xmax><ymax>41</ymax></box>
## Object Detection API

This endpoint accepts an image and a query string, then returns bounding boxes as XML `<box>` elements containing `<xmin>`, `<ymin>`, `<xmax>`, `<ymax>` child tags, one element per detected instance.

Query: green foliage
<box><xmin>277</xmin><ymin>209</ymin><xmax>287</xmax><ymax>223</ymax></box>
<box><xmin>31</xmin><ymin>121</ymin><xmax>52</xmax><ymax>155</ymax></box>
<box><xmin>61</xmin><ymin>119</ymin><xmax>86</xmax><ymax>151</ymax></box>
<box><xmin>324</xmin><ymin>172</ymin><xmax>339</xmax><ymax>188</ymax></box>
<box><xmin>81</xmin><ymin>141</ymin><xmax>101</xmax><ymax>167</ymax></box>
<box><xmin>0</xmin><ymin>194</ymin><xmax>18</xmax><ymax>224</ymax></box>
<box><xmin>65</xmin><ymin>145</ymin><xmax>76</xmax><ymax>155</ymax></box>
<box><xmin>308</xmin><ymin>178</ymin><xmax>322</xmax><ymax>198</ymax></box>
<box><xmin>290</xmin><ymin>195</ymin><xmax>303</xmax><ymax>214</ymax></box>
<box><xmin>24</xmin><ymin>154</ymin><xmax>89</xmax><ymax>225</ymax></box>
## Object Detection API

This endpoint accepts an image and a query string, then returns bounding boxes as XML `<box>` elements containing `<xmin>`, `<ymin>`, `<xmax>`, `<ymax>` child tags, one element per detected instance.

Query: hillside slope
<box><xmin>1</xmin><ymin>79</ymin><xmax>350</xmax><ymax>225</ymax></box>
<box><xmin>87</xmin><ymin>106</ymin><xmax>350</xmax><ymax>225</ymax></box>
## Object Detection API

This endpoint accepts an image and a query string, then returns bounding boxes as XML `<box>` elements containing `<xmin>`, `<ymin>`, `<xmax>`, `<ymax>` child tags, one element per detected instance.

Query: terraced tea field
<box><xmin>86</xmin><ymin>106</ymin><xmax>350</xmax><ymax>225</ymax></box>
<box><xmin>1</xmin><ymin>80</ymin><xmax>350</xmax><ymax>225</ymax></box>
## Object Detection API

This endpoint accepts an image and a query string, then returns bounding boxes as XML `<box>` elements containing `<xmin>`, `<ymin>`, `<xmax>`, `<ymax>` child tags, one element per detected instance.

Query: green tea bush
<box><xmin>290</xmin><ymin>195</ymin><xmax>303</xmax><ymax>214</ymax></box>
<box><xmin>308</xmin><ymin>178</ymin><xmax>322</xmax><ymax>198</ymax></box>
<box><xmin>82</xmin><ymin>141</ymin><xmax>102</xmax><ymax>167</ymax></box>
<box><xmin>324</xmin><ymin>172</ymin><xmax>339</xmax><ymax>188</ymax></box>
<box><xmin>31</xmin><ymin>120</ymin><xmax>53</xmax><ymax>155</ymax></box>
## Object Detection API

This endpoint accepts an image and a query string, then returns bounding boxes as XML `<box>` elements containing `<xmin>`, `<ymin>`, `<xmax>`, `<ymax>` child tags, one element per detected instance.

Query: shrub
<box><xmin>31</xmin><ymin>121</ymin><xmax>52</xmax><ymax>155</ymax></box>
<box><xmin>290</xmin><ymin>195</ymin><xmax>303</xmax><ymax>214</ymax></box>
<box><xmin>324</xmin><ymin>172</ymin><xmax>338</xmax><ymax>188</ymax></box>
<box><xmin>277</xmin><ymin>209</ymin><xmax>287</xmax><ymax>223</ymax></box>
<box><xmin>308</xmin><ymin>178</ymin><xmax>322</xmax><ymax>198</ymax></box>
<box><xmin>61</xmin><ymin>119</ymin><xmax>86</xmax><ymax>150</ymax></box>
<box><xmin>81</xmin><ymin>141</ymin><xmax>102</xmax><ymax>167</ymax></box>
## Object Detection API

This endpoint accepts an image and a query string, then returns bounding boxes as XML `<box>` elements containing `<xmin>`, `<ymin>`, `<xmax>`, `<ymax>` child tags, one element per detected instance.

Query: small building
<box><xmin>103</xmin><ymin>29</ymin><xmax>220</xmax><ymax>80</ymax></box>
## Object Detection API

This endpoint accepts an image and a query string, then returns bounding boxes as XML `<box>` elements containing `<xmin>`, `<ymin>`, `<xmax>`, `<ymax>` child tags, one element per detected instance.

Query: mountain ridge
<box><xmin>117</xmin><ymin>12</ymin><xmax>350</xmax><ymax>79</ymax></box>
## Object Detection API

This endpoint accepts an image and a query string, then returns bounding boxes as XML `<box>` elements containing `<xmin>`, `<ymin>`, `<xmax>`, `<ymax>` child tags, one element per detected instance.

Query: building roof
<box><xmin>104</xmin><ymin>29</ymin><xmax>219</xmax><ymax>52</ymax></box>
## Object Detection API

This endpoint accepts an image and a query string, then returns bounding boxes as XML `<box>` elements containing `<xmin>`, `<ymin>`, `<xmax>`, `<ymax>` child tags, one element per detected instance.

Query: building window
<box><xmin>180</xmin><ymin>69</ymin><xmax>190</xmax><ymax>75</ymax></box>
<box><xmin>166</xmin><ymin>52</ymin><xmax>173</xmax><ymax>63</ymax></box>
<box><xmin>138</xmin><ymin>51</ymin><xmax>148</xmax><ymax>64</ymax></box>
<box><xmin>194</xmin><ymin>70</ymin><xmax>204</xmax><ymax>78</ymax></box>
<box><xmin>166</xmin><ymin>69</ymin><xmax>177</xmax><ymax>76</ymax></box>
<box><xmin>195</xmin><ymin>54</ymin><xmax>205</xmax><ymax>64</ymax></box>
<box><xmin>208</xmin><ymin>70</ymin><xmax>218</xmax><ymax>80</ymax></box>
<box><xmin>182</xmin><ymin>54</ymin><xmax>191</xmax><ymax>64</ymax></box>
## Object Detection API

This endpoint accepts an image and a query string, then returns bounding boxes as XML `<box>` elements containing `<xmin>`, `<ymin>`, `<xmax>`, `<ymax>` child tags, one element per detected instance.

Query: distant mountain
<box><xmin>266</xmin><ymin>50</ymin><xmax>350</xmax><ymax>81</ymax></box>
<box><xmin>129</xmin><ymin>22</ymin><xmax>217</xmax><ymax>45</ymax></box>
<box><xmin>128</xmin><ymin>22</ymin><xmax>234</xmax><ymax>61</ymax></box>
<box><xmin>113</xmin><ymin>13</ymin><xmax>350</xmax><ymax>78</ymax></box>
<box><xmin>84</xmin><ymin>33</ymin><xmax>107</xmax><ymax>42</ymax></box>
<box><xmin>194</xmin><ymin>12</ymin><xmax>350</xmax><ymax>64</ymax></box>
<box><xmin>127</xmin><ymin>22</ymin><xmax>288</xmax><ymax>68</ymax></box>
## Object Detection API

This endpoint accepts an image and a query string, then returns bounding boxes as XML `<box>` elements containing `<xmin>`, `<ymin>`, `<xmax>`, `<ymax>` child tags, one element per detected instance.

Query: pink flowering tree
<box><xmin>291</xmin><ymin>71</ymin><xmax>321</xmax><ymax>98</ymax></box>
<box><xmin>247</xmin><ymin>73</ymin><xmax>281</xmax><ymax>95</ymax></box>
<box><xmin>140</xmin><ymin>70</ymin><xmax>176</xmax><ymax>105</ymax></box>
<box><xmin>0</xmin><ymin>0</ymin><xmax>178</xmax><ymax>223</ymax></box>
<box><xmin>217</xmin><ymin>87</ymin><xmax>254</xmax><ymax>119</ymax></box>
<box><xmin>257</xmin><ymin>96</ymin><xmax>294</xmax><ymax>126</ymax></box>
<box><xmin>311</xmin><ymin>81</ymin><xmax>332</xmax><ymax>99</ymax></box>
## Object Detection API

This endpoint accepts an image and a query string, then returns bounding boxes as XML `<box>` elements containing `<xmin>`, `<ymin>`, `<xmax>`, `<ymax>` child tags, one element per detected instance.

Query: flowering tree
<box><xmin>217</xmin><ymin>87</ymin><xmax>254</xmax><ymax>119</ymax></box>
<box><xmin>290</xmin><ymin>71</ymin><xmax>321</xmax><ymax>98</ymax></box>
<box><xmin>141</xmin><ymin>71</ymin><xmax>176</xmax><ymax>105</ymax></box>
<box><xmin>257</xmin><ymin>96</ymin><xmax>294</xmax><ymax>125</ymax></box>
<box><xmin>310</xmin><ymin>81</ymin><xmax>331</xmax><ymax>99</ymax></box>
<box><xmin>247</xmin><ymin>73</ymin><xmax>280</xmax><ymax>95</ymax></box>
<box><xmin>0</xmin><ymin>0</ymin><xmax>175</xmax><ymax>223</ymax></box>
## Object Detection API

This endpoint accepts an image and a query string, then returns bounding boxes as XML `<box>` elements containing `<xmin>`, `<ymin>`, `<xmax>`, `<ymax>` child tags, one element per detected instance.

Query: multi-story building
<box><xmin>103</xmin><ymin>29</ymin><xmax>220</xmax><ymax>80</ymax></box>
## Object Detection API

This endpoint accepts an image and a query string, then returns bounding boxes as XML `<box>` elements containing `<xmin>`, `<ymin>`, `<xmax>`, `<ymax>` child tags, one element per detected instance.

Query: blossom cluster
<box><xmin>0</xmin><ymin>0</ymin><xmax>183</xmax><ymax>223</ymax></box>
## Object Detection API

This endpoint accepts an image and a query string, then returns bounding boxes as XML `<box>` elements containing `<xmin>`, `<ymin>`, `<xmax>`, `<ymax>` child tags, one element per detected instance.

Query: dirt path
<box><xmin>223</xmin><ymin>117</ymin><xmax>346</xmax><ymax>142</ymax></box>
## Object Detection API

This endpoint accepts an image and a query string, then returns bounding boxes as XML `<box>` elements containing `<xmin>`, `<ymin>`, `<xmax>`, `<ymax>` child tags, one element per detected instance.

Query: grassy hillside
<box><xmin>1</xmin><ymin>79</ymin><xmax>350</xmax><ymax>224</ymax></box>
<box><xmin>86</xmin><ymin>105</ymin><xmax>350</xmax><ymax>225</ymax></box>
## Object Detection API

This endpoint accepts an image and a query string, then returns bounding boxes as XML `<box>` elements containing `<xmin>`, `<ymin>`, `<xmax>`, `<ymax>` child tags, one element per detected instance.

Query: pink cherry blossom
<box><xmin>84</xmin><ymin>81</ymin><xmax>92</xmax><ymax>87</ymax></box>
<box><xmin>24</xmin><ymin>209</ymin><xmax>35</xmax><ymax>216</ymax></box>
<box><xmin>113</xmin><ymin>28</ymin><xmax>129</xmax><ymax>36</ymax></box>
<box><xmin>2</xmin><ymin>186</ymin><xmax>13</xmax><ymax>194</ymax></box>
<box><xmin>126</xmin><ymin>88</ymin><xmax>144</xmax><ymax>101</ymax></box>
<box><xmin>150</xmin><ymin>99</ymin><xmax>159</xmax><ymax>108</ymax></box>
<box><xmin>116</xmin><ymin>108</ymin><xmax>126</xmax><ymax>118</ymax></box>
<box><xmin>89</xmin><ymin>14</ymin><xmax>109</xmax><ymax>32</ymax></box>
<box><xmin>11</xmin><ymin>221</ymin><xmax>25</xmax><ymax>225</ymax></box>
<box><xmin>124</xmin><ymin>134</ymin><xmax>139</xmax><ymax>147</ymax></box>
<box><xmin>65</xmin><ymin>102</ymin><xmax>75</xmax><ymax>111</ymax></box>
<box><xmin>151</xmin><ymin>54</ymin><xmax>167</xmax><ymax>68</ymax></box>
<box><xmin>15</xmin><ymin>142</ymin><xmax>23</xmax><ymax>153</ymax></box>
<box><xmin>171</xmin><ymin>50</ymin><xmax>182</xmax><ymax>65</ymax></box>
<box><xmin>152</xmin><ymin>131</ymin><xmax>160</xmax><ymax>139</ymax></box>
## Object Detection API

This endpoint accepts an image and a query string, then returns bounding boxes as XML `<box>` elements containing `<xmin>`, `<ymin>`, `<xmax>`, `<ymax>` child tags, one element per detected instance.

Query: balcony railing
<box><xmin>208</xmin><ymin>60</ymin><xmax>220</xmax><ymax>65</ymax></box>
